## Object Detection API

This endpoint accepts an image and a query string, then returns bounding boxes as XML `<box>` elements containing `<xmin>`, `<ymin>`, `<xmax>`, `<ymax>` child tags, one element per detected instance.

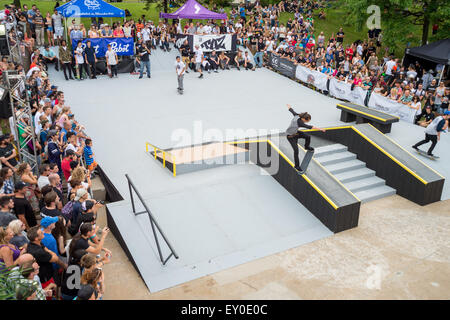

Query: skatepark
<box><xmin>47</xmin><ymin>47</ymin><xmax>450</xmax><ymax>298</ymax></box>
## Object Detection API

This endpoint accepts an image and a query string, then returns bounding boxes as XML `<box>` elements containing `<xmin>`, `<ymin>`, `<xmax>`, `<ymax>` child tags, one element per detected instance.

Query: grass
<box><xmin>0</xmin><ymin>0</ymin><xmax>431</xmax><ymax>58</ymax></box>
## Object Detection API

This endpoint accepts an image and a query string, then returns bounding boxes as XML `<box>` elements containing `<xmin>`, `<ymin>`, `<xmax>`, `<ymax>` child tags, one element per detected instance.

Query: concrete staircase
<box><xmin>314</xmin><ymin>144</ymin><xmax>396</xmax><ymax>203</ymax></box>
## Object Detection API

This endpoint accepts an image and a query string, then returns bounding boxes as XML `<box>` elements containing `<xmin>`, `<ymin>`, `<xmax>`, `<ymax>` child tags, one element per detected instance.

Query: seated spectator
<box><xmin>0</xmin><ymin>134</ymin><xmax>18</xmax><ymax>173</ymax></box>
<box><xmin>8</xmin><ymin>219</ymin><xmax>29</xmax><ymax>250</ymax></box>
<box><xmin>69</xmin><ymin>223</ymin><xmax>110</xmax><ymax>257</ymax></box>
<box><xmin>0</xmin><ymin>196</ymin><xmax>16</xmax><ymax>228</ymax></box>
<box><xmin>16</xmin><ymin>163</ymin><xmax>40</xmax><ymax>212</ymax></box>
<box><xmin>0</xmin><ymin>225</ymin><xmax>23</xmax><ymax>270</ymax></box>
<box><xmin>81</xmin><ymin>266</ymin><xmax>104</xmax><ymax>299</ymax></box>
<box><xmin>42</xmin><ymin>45</ymin><xmax>58</xmax><ymax>71</ymax></box>
<box><xmin>0</xmin><ymin>167</ymin><xmax>15</xmax><ymax>196</ymax></box>
<box><xmin>40</xmin><ymin>216</ymin><xmax>60</xmax><ymax>260</ymax></box>
<box><xmin>415</xmin><ymin>105</ymin><xmax>435</xmax><ymax>127</ymax></box>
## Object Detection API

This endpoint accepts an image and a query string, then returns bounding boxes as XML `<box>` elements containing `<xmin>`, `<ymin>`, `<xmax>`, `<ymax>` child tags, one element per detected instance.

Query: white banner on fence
<box><xmin>329</xmin><ymin>78</ymin><xmax>368</xmax><ymax>106</ymax></box>
<box><xmin>368</xmin><ymin>93</ymin><xmax>416</xmax><ymax>123</ymax></box>
<box><xmin>193</xmin><ymin>34</ymin><xmax>234</xmax><ymax>52</ymax></box>
<box><xmin>295</xmin><ymin>65</ymin><xmax>329</xmax><ymax>91</ymax></box>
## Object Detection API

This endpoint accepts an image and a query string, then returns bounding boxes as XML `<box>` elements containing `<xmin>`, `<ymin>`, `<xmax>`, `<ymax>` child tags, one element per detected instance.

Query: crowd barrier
<box><xmin>267</xmin><ymin>52</ymin><xmax>416</xmax><ymax>123</ymax></box>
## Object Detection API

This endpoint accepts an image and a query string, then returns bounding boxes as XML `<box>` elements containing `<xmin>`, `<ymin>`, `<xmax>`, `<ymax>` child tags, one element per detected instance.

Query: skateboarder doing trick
<box><xmin>286</xmin><ymin>104</ymin><xmax>326</xmax><ymax>171</ymax></box>
<box><xmin>412</xmin><ymin>110</ymin><xmax>450</xmax><ymax>157</ymax></box>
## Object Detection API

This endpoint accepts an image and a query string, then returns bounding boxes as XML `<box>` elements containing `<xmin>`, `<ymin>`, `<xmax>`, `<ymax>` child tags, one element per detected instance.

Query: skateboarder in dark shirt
<box><xmin>285</xmin><ymin>104</ymin><xmax>325</xmax><ymax>171</ymax></box>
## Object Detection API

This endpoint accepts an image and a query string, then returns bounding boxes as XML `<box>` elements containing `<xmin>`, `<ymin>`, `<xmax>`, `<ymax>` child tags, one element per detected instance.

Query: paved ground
<box><xmin>97</xmin><ymin>195</ymin><xmax>450</xmax><ymax>299</ymax></box>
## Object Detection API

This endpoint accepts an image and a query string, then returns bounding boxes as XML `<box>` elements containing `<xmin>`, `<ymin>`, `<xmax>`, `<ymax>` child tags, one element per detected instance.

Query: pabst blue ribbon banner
<box><xmin>295</xmin><ymin>65</ymin><xmax>328</xmax><ymax>91</ymax></box>
<box><xmin>268</xmin><ymin>53</ymin><xmax>296</xmax><ymax>78</ymax></box>
<box><xmin>368</xmin><ymin>93</ymin><xmax>416</xmax><ymax>123</ymax></box>
<box><xmin>72</xmin><ymin>38</ymin><xmax>134</xmax><ymax>57</ymax></box>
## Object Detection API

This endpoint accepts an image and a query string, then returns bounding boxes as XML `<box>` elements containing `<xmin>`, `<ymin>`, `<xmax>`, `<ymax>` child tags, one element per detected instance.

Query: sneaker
<box><xmin>208</xmin><ymin>70</ymin><xmax>211</xmax><ymax>74</ymax></box>
<box><xmin>237</xmin><ymin>66</ymin><xmax>240</xmax><ymax>71</ymax></box>
<box><xmin>412</xmin><ymin>145</ymin><xmax>418</xmax><ymax>150</ymax></box>
<box><xmin>226</xmin><ymin>66</ymin><xmax>230</xmax><ymax>70</ymax></box>
<box><xmin>147</xmin><ymin>75</ymin><xmax>151</xmax><ymax>78</ymax></box>
<box><xmin>427</xmin><ymin>152</ymin><xmax>434</xmax><ymax>156</ymax></box>
<box><xmin>214</xmin><ymin>70</ymin><xmax>219</xmax><ymax>73</ymax></box>
<box><xmin>185</xmin><ymin>70</ymin><xmax>189</xmax><ymax>73</ymax></box>
<box><xmin>199</xmin><ymin>74</ymin><xmax>203</xmax><ymax>78</ymax></box>
<box><xmin>305</xmin><ymin>146</ymin><xmax>314</xmax><ymax>152</ymax></box>
<box><xmin>294</xmin><ymin>166</ymin><xmax>301</xmax><ymax>171</ymax></box>
<box><xmin>139</xmin><ymin>76</ymin><xmax>143</xmax><ymax>79</ymax></box>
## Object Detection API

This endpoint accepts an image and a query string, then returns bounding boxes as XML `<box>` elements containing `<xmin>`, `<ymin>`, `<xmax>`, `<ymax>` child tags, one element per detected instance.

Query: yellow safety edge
<box><xmin>302</xmin><ymin>126</ymin><xmax>436</xmax><ymax>184</ymax></box>
<box><xmin>229</xmin><ymin>139</ymin><xmax>339</xmax><ymax>210</ymax></box>
<box><xmin>297</xmin><ymin>143</ymin><xmax>361</xmax><ymax>202</ymax></box>
<box><xmin>145</xmin><ymin>142</ymin><xmax>177</xmax><ymax>177</ymax></box>
<box><xmin>366</xmin><ymin>124</ymin><xmax>445</xmax><ymax>179</ymax></box>
<box><xmin>337</xmin><ymin>103</ymin><xmax>399</xmax><ymax>122</ymax></box>
<box><xmin>350</xmin><ymin>127</ymin><xmax>428</xmax><ymax>184</ymax></box>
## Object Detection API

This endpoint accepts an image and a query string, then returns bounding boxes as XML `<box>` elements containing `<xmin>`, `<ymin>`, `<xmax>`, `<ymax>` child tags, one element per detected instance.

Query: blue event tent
<box><xmin>56</xmin><ymin>0</ymin><xmax>125</xmax><ymax>18</ymax></box>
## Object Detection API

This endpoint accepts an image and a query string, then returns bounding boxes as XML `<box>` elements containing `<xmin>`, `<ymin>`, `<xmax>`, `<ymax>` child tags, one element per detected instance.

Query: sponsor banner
<box><xmin>368</xmin><ymin>93</ymin><xmax>416</xmax><ymax>123</ymax></box>
<box><xmin>329</xmin><ymin>78</ymin><xmax>368</xmax><ymax>106</ymax></box>
<box><xmin>72</xmin><ymin>37</ymin><xmax>134</xmax><ymax>57</ymax></box>
<box><xmin>268</xmin><ymin>52</ymin><xmax>296</xmax><ymax>78</ymax></box>
<box><xmin>193</xmin><ymin>34</ymin><xmax>237</xmax><ymax>52</ymax></box>
<box><xmin>175</xmin><ymin>34</ymin><xmax>237</xmax><ymax>52</ymax></box>
<box><xmin>295</xmin><ymin>65</ymin><xmax>328</xmax><ymax>91</ymax></box>
<box><xmin>175</xmin><ymin>34</ymin><xmax>193</xmax><ymax>49</ymax></box>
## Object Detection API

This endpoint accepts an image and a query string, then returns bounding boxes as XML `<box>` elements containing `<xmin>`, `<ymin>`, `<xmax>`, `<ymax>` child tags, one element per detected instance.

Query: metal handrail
<box><xmin>145</xmin><ymin>142</ymin><xmax>177</xmax><ymax>177</ymax></box>
<box><xmin>125</xmin><ymin>174</ymin><xmax>178</xmax><ymax>265</ymax></box>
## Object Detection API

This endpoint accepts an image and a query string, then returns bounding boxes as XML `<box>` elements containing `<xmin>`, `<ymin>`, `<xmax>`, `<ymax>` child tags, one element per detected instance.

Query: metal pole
<box><xmin>125</xmin><ymin>174</ymin><xmax>179</xmax><ymax>260</ymax></box>
<box><xmin>127</xmin><ymin>178</ymin><xmax>136</xmax><ymax>213</ymax></box>
<box><xmin>438</xmin><ymin>65</ymin><xmax>445</xmax><ymax>85</ymax></box>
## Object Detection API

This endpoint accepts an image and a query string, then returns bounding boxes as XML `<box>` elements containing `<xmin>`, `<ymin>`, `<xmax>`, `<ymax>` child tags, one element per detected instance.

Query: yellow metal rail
<box><xmin>145</xmin><ymin>142</ymin><xmax>177</xmax><ymax>177</ymax></box>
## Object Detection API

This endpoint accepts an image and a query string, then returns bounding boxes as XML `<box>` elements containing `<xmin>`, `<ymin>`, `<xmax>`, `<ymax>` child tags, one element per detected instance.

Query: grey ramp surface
<box><xmin>356</xmin><ymin>124</ymin><xmax>444</xmax><ymax>183</ymax></box>
<box><xmin>107</xmin><ymin>164</ymin><xmax>332</xmax><ymax>292</ymax></box>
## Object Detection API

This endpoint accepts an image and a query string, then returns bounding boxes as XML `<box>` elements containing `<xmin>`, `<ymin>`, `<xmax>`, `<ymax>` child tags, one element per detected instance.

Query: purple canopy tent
<box><xmin>159</xmin><ymin>0</ymin><xmax>227</xmax><ymax>20</ymax></box>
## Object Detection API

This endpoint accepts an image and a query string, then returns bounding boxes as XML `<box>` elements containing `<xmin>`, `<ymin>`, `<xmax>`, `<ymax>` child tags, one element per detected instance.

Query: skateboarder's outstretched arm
<box><xmin>286</xmin><ymin>104</ymin><xmax>326</xmax><ymax>132</ymax></box>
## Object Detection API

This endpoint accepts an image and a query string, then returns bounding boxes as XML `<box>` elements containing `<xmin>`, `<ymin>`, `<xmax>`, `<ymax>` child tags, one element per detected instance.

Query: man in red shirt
<box><xmin>345</xmin><ymin>45</ymin><xmax>354</xmax><ymax>61</ymax></box>
<box><xmin>61</xmin><ymin>149</ymin><xmax>77</xmax><ymax>181</ymax></box>
<box><xmin>305</xmin><ymin>38</ymin><xmax>315</xmax><ymax>51</ymax></box>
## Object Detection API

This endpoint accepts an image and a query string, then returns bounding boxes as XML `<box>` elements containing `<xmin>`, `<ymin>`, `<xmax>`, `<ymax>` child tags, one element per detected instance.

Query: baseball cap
<box><xmin>15</xmin><ymin>182</ymin><xmax>27</xmax><ymax>191</ymax></box>
<box><xmin>47</xmin><ymin>129</ymin><xmax>58</xmax><ymax>138</ymax></box>
<box><xmin>51</xmin><ymin>85</ymin><xmax>57</xmax><ymax>89</ymax></box>
<box><xmin>77</xmin><ymin>285</ymin><xmax>95</xmax><ymax>300</ymax></box>
<box><xmin>74</xmin><ymin>188</ymin><xmax>88</xmax><ymax>201</ymax></box>
<box><xmin>444</xmin><ymin>111</ymin><xmax>450</xmax><ymax>115</ymax></box>
<box><xmin>0</xmin><ymin>134</ymin><xmax>7</xmax><ymax>142</ymax></box>
<box><xmin>40</xmin><ymin>216</ymin><xmax>58</xmax><ymax>228</ymax></box>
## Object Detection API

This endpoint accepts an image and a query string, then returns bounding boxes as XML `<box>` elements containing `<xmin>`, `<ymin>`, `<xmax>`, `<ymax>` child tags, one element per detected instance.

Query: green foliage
<box><xmin>341</xmin><ymin>0</ymin><xmax>450</xmax><ymax>52</ymax></box>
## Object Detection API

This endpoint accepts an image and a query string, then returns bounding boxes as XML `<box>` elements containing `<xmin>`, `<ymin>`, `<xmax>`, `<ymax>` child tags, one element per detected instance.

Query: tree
<box><xmin>144</xmin><ymin>0</ymin><xmax>169</xmax><ymax>14</ymax></box>
<box><xmin>342</xmin><ymin>0</ymin><xmax>450</xmax><ymax>51</ymax></box>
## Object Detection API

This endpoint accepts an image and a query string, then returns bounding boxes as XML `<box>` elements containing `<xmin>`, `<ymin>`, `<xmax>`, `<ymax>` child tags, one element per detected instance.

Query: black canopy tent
<box><xmin>403</xmin><ymin>38</ymin><xmax>450</xmax><ymax>84</ymax></box>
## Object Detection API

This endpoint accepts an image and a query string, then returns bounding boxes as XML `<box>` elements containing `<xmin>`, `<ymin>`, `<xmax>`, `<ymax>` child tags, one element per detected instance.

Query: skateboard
<box><xmin>414</xmin><ymin>148</ymin><xmax>439</xmax><ymax>160</ymax></box>
<box><xmin>297</xmin><ymin>150</ymin><xmax>314</xmax><ymax>175</ymax></box>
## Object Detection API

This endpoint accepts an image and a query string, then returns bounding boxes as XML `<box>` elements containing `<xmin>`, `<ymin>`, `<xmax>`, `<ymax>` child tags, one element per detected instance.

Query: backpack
<box><xmin>62</xmin><ymin>200</ymin><xmax>74</xmax><ymax>221</ymax></box>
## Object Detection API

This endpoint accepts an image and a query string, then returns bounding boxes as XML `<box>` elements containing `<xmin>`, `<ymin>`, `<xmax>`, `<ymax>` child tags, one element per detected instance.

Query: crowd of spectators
<box><xmin>0</xmin><ymin>4</ymin><xmax>111</xmax><ymax>300</ymax></box>
<box><xmin>0</xmin><ymin>0</ymin><xmax>448</xmax><ymax>300</ymax></box>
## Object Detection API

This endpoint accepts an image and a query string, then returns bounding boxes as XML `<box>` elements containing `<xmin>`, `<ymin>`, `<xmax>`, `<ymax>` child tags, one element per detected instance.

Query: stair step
<box><xmin>324</xmin><ymin>159</ymin><xmax>366</xmax><ymax>174</ymax></box>
<box><xmin>314</xmin><ymin>144</ymin><xmax>348</xmax><ymax>157</ymax></box>
<box><xmin>344</xmin><ymin>176</ymin><xmax>386</xmax><ymax>193</ymax></box>
<box><xmin>355</xmin><ymin>185</ymin><xmax>396</xmax><ymax>203</ymax></box>
<box><xmin>315</xmin><ymin>151</ymin><xmax>356</xmax><ymax>166</ymax></box>
<box><xmin>334</xmin><ymin>167</ymin><xmax>376</xmax><ymax>183</ymax></box>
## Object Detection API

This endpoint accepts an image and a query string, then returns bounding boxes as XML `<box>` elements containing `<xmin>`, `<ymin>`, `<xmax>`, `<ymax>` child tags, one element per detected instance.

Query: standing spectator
<box><xmin>48</xmin><ymin>174</ymin><xmax>63</xmax><ymax>209</ymax></box>
<box><xmin>84</xmin><ymin>40</ymin><xmax>97</xmax><ymax>79</ymax></box>
<box><xmin>45</xmin><ymin>12</ymin><xmax>54</xmax><ymax>47</ymax></box>
<box><xmin>194</xmin><ymin>44</ymin><xmax>204</xmax><ymax>78</ymax></box>
<box><xmin>435</xmin><ymin>81</ymin><xmax>446</xmax><ymax>114</ymax></box>
<box><xmin>422</xmin><ymin>69</ymin><xmax>434</xmax><ymax>90</ymax></box>
<box><xmin>37</xmin><ymin>164</ymin><xmax>51</xmax><ymax>190</ymax></box>
<box><xmin>336</xmin><ymin>27</ymin><xmax>344</xmax><ymax>44</ymax></box>
<box><xmin>105</xmin><ymin>44</ymin><xmax>118</xmax><ymax>78</ymax></box>
<box><xmin>26</xmin><ymin>225</ymin><xmax>67</xmax><ymax>286</ymax></box>
<box><xmin>40</xmin><ymin>191</ymin><xmax>62</xmax><ymax>219</ymax></box>
<box><xmin>74</xmin><ymin>41</ymin><xmax>89</xmax><ymax>80</ymax></box>
<box><xmin>51</xmin><ymin>216</ymin><xmax>68</xmax><ymax>258</ymax></box>
<box><xmin>13</xmin><ymin>182</ymin><xmax>37</xmax><ymax>229</ymax></box>
<box><xmin>47</xmin><ymin>130</ymin><xmax>62</xmax><ymax>174</ymax></box>
<box><xmin>59</xmin><ymin>40</ymin><xmax>74</xmax><ymax>80</ymax></box>
<box><xmin>136</xmin><ymin>38</ymin><xmax>151</xmax><ymax>79</ymax></box>
<box><xmin>61</xmin><ymin>150</ymin><xmax>77</xmax><ymax>181</ymax></box>
<box><xmin>40</xmin><ymin>216</ymin><xmax>60</xmax><ymax>262</ymax></box>
<box><xmin>52</xmin><ymin>9</ymin><xmax>64</xmax><ymax>45</ymax></box>
<box><xmin>33</xmin><ymin>9</ymin><xmax>45</xmax><ymax>47</ymax></box>
<box><xmin>254</xmin><ymin>37</ymin><xmax>265</xmax><ymax>68</ymax></box>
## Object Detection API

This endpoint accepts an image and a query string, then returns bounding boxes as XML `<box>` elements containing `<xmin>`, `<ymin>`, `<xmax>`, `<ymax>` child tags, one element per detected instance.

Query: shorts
<box><xmin>88</xmin><ymin>161</ymin><xmax>98</xmax><ymax>171</ymax></box>
<box><xmin>54</xmin><ymin>26</ymin><xmax>64</xmax><ymax>37</ymax></box>
<box><xmin>195</xmin><ymin>62</ymin><xmax>201</xmax><ymax>70</ymax></box>
<box><xmin>47</xmin><ymin>26</ymin><xmax>53</xmax><ymax>32</ymax></box>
